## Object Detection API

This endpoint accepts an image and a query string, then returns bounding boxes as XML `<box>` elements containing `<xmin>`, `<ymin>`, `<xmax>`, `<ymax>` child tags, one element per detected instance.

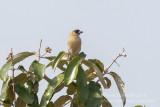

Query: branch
<box><xmin>96</xmin><ymin>48</ymin><xmax>126</xmax><ymax>82</ymax></box>
<box><xmin>104</xmin><ymin>48</ymin><xmax>126</xmax><ymax>73</ymax></box>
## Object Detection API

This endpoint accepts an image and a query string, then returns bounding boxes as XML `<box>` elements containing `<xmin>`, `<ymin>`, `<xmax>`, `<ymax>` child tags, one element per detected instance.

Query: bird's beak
<box><xmin>79</xmin><ymin>31</ymin><xmax>83</xmax><ymax>34</ymax></box>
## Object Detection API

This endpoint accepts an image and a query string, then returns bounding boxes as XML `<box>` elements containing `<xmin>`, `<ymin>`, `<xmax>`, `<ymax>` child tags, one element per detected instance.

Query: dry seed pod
<box><xmin>45</xmin><ymin>47</ymin><xmax>52</xmax><ymax>53</ymax></box>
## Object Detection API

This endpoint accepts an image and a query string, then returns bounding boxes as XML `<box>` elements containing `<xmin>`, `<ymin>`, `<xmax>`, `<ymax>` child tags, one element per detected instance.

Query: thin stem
<box><xmin>38</xmin><ymin>39</ymin><xmax>42</xmax><ymax>62</ymax></box>
<box><xmin>104</xmin><ymin>48</ymin><xmax>126</xmax><ymax>73</ymax></box>
<box><xmin>40</xmin><ymin>52</ymin><xmax>47</xmax><ymax>58</ymax></box>
<box><xmin>10</xmin><ymin>48</ymin><xmax>15</xmax><ymax>107</ymax></box>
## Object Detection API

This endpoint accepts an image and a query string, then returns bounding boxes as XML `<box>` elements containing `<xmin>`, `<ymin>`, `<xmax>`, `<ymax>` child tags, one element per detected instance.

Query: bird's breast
<box><xmin>68</xmin><ymin>36</ymin><xmax>81</xmax><ymax>57</ymax></box>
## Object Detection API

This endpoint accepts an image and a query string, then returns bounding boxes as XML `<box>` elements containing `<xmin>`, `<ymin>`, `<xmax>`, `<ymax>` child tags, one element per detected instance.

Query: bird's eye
<box><xmin>74</xmin><ymin>30</ymin><xmax>80</xmax><ymax>34</ymax></box>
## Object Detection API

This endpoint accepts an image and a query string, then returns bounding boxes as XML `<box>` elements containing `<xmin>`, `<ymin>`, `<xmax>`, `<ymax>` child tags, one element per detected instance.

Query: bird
<box><xmin>68</xmin><ymin>29</ymin><xmax>83</xmax><ymax>59</ymax></box>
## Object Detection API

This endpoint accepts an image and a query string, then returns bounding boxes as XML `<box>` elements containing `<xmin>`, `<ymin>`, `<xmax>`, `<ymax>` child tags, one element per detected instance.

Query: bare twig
<box><xmin>104</xmin><ymin>48</ymin><xmax>126</xmax><ymax>73</ymax></box>
<box><xmin>39</xmin><ymin>56</ymin><xmax>48</xmax><ymax>59</ymax></box>
<box><xmin>10</xmin><ymin>48</ymin><xmax>15</xmax><ymax>107</ymax></box>
<box><xmin>40</xmin><ymin>52</ymin><xmax>47</xmax><ymax>58</ymax></box>
<box><xmin>96</xmin><ymin>48</ymin><xmax>126</xmax><ymax>82</ymax></box>
<box><xmin>10</xmin><ymin>68</ymin><xmax>18</xmax><ymax>71</ymax></box>
<box><xmin>37</xmin><ymin>39</ymin><xmax>42</xmax><ymax>62</ymax></box>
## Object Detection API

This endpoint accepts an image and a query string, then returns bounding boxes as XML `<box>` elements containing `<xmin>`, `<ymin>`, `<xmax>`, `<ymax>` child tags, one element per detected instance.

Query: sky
<box><xmin>0</xmin><ymin>0</ymin><xmax>160</xmax><ymax>107</ymax></box>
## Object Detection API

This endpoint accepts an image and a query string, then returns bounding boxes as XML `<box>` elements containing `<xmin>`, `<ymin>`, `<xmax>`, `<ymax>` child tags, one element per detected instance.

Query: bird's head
<box><xmin>71</xmin><ymin>29</ymin><xmax>83</xmax><ymax>36</ymax></box>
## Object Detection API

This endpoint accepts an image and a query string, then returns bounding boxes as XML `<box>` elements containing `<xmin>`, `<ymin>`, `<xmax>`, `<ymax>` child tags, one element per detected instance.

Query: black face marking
<box><xmin>74</xmin><ymin>30</ymin><xmax>80</xmax><ymax>34</ymax></box>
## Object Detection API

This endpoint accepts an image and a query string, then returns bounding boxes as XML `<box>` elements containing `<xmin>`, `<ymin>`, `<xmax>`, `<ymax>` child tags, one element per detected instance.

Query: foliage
<box><xmin>0</xmin><ymin>42</ymin><xmax>127</xmax><ymax>107</ymax></box>
<box><xmin>135</xmin><ymin>105</ymin><xmax>144</xmax><ymax>107</ymax></box>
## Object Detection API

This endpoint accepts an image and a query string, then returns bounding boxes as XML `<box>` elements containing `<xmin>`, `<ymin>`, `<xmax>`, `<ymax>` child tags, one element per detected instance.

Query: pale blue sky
<box><xmin>0</xmin><ymin>0</ymin><xmax>160</xmax><ymax>107</ymax></box>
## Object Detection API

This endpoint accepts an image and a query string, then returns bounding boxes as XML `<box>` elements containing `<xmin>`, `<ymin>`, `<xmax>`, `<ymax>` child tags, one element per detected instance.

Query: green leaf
<box><xmin>78</xmin><ymin>52</ymin><xmax>86</xmax><ymax>58</ymax></box>
<box><xmin>76</xmin><ymin>65</ymin><xmax>89</xmax><ymax>104</ymax></box>
<box><xmin>56</xmin><ymin>60</ymin><xmax>68</xmax><ymax>71</ymax></box>
<box><xmin>0</xmin><ymin>77</ymin><xmax>10</xmax><ymax>102</ymax></box>
<box><xmin>40</xmin><ymin>73</ymin><xmax>64</xmax><ymax>107</ymax></box>
<box><xmin>110</xmin><ymin>72</ymin><xmax>126</xmax><ymax>106</ymax></box>
<box><xmin>85</xmin><ymin>81</ymin><xmax>103</xmax><ymax>107</ymax></box>
<box><xmin>7</xmin><ymin>81</ymin><xmax>15</xmax><ymax>104</ymax></box>
<box><xmin>52</xmin><ymin>51</ymin><xmax>66</xmax><ymax>72</ymax></box>
<box><xmin>104</xmin><ymin>77</ymin><xmax>111</xmax><ymax>89</ymax></box>
<box><xmin>27</xmin><ymin>80</ymin><xmax>34</xmax><ymax>93</ymax></box>
<box><xmin>45</xmin><ymin>55</ymin><xmax>68</xmax><ymax>61</ymax></box>
<box><xmin>85</xmin><ymin>67</ymin><xmax>96</xmax><ymax>82</ymax></box>
<box><xmin>0</xmin><ymin>78</ymin><xmax>15</xmax><ymax>105</ymax></box>
<box><xmin>54</xmin><ymin>82</ymin><xmax>64</xmax><ymax>94</ymax></box>
<box><xmin>49</xmin><ymin>74</ymin><xmax>64</xmax><ymax>87</ymax></box>
<box><xmin>40</xmin><ymin>86</ymin><xmax>54</xmax><ymax>107</ymax></box>
<box><xmin>18</xmin><ymin>65</ymin><xmax>27</xmax><ymax>73</ymax></box>
<box><xmin>47</xmin><ymin>60</ymin><xmax>68</xmax><ymax>71</ymax></box>
<box><xmin>7</xmin><ymin>51</ymin><xmax>36</xmax><ymax>65</ymax></box>
<box><xmin>46</xmin><ymin>61</ymin><xmax>54</xmax><ymax>68</ymax></box>
<box><xmin>15</xmin><ymin>97</ymin><xmax>27</xmax><ymax>107</ymax></box>
<box><xmin>102</xmin><ymin>96</ymin><xmax>112</xmax><ymax>107</ymax></box>
<box><xmin>89</xmin><ymin>62</ymin><xmax>107</xmax><ymax>89</ymax></box>
<box><xmin>135</xmin><ymin>105</ymin><xmax>144</xmax><ymax>107</ymax></box>
<box><xmin>44</xmin><ymin>56</ymin><xmax>56</xmax><ymax>61</ymax></box>
<box><xmin>31</xmin><ymin>60</ymin><xmax>46</xmax><ymax>81</ymax></box>
<box><xmin>64</xmin><ymin>56</ymin><xmax>82</xmax><ymax>86</ymax></box>
<box><xmin>14</xmin><ymin>73</ymin><xmax>28</xmax><ymax>85</ymax></box>
<box><xmin>83</xmin><ymin>59</ymin><xmax>107</xmax><ymax>88</ymax></box>
<box><xmin>0</xmin><ymin>62</ymin><xmax>11</xmax><ymax>81</ymax></box>
<box><xmin>3</xmin><ymin>103</ymin><xmax>11</xmax><ymax>107</ymax></box>
<box><xmin>53</xmin><ymin>95</ymin><xmax>72</xmax><ymax>107</ymax></box>
<box><xmin>14</xmin><ymin>83</ymin><xmax>34</xmax><ymax>104</ymax></box>
<box><xmin>29</xmin><ymin>94</ymin><xmax>39</xmax><ymax>107</ymax></box>
<box><xmin>46</xmin><ymin>102</ymin><xmax>54</xmax><ymax>107</ymax></box>
<box><xmin>88</xmin><ymin>59</ymin><xmax>104</xmax><ymax>72</ymax></box>
<box><xmin>66</xmin><ymin>82</ymin><xmax>77</xmax><ymax>95</ymax></box>
<box><xmin>82</xmin><ymin>60</ymin><xmax>91</xmax><ymax>67</ymax></box>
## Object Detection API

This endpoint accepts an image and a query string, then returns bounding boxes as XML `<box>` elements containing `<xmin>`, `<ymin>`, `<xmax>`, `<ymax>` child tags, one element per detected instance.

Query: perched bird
<box><xmin>68</xmin><ymin>29</ymin><xmax>83</xmax><ymax>59</ymax></box>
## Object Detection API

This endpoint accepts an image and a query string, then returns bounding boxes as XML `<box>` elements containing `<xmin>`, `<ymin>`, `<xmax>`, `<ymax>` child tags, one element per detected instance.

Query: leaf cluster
<box><xmin>0</xmin><ymin>48</ymin><xmax>126</xmax><ymax>107</ymax></box>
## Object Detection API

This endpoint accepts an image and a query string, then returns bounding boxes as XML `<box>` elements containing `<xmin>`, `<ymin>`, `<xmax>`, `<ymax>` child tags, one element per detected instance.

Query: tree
<box><xmin>0</xmin><ymin>39</ymin><xmax>127</xmax><ymax>107</ymax></box>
